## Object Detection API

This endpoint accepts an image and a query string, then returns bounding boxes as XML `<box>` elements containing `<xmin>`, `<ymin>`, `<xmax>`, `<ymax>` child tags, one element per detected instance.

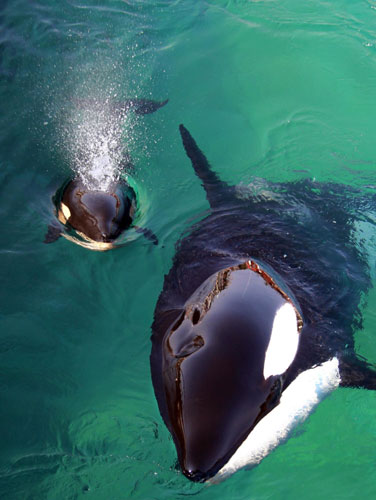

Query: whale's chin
<box><xmin>210</xmin><ymin>357</ymin><xmax>340</xmax><ymax>484</ymax></box>
<box><xmin>61</xmin><ymin>233</ymin><xmax>116</xmax><ymax>251</ymax></box>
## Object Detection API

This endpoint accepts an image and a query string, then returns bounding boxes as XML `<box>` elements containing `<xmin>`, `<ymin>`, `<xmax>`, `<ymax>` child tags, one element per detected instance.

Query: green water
<box><xmin>1</xmin><ymin>0</ymin><xmax>376</xmax><ymax>498</ymax></box>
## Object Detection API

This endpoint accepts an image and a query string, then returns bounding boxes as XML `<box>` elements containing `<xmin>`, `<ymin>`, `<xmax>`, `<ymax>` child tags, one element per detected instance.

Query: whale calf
<box><xmin>45</xmin><ymin>98</ymin><xmax>166</xmax><ymax>250</ymax></box>
<box><xmin>150</xmin><ymin>124</ymin><xmax>376</xmax><ymax>482</ymax></box>
<box><xmin>45</xmin><ymin>177</ymin><xmax>158</xmax><ymax>250</ymax></box>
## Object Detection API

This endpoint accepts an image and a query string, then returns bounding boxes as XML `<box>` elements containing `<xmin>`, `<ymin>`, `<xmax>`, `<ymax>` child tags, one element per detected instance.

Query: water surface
<box><xmin>1</xmin><ymin>1</ymin><xmax>376</xmax><ymax>498</ymax></box>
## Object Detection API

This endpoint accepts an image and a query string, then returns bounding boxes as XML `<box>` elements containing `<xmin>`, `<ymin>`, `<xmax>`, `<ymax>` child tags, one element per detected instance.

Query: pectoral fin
<box><xmin>339</xmin><ymin>353</ymin><xmax>376</xmax><ymax>390</ymax></box>
<box><xmin>134</xmin><ymin>225</ymin><xmax>158</xmax><ymax>245</ymax></box>
<box><xmin>44</xmin><ymin>224</ymin><xmax>62</xmax><ymax>244</ymax></box>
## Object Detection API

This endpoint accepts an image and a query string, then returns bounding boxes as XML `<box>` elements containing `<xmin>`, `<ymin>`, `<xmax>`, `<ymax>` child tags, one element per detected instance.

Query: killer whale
<box><xmin>44</xmin><ymin>98</ymin><xmax>166</xmax><ymax>250</ymax></box>
<box><xmin>45</xmin><ymin>177</ymin><xmax>158</xmax><ymax>250</ymax></box>
<box><xmin>150</xmin><ymin>124</ymin><xmax>376</xmax><ymax>482</ymax></box>
<box><xmin>45</xmin><ymin>177</ymin><xmax>154</xmax><ymax>250</ymax></box>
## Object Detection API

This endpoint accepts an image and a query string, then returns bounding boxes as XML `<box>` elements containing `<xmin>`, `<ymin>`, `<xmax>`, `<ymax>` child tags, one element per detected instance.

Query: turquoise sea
<box><xmin>1</xmin><ymin>0</ymin><xmax>376</xmax><ymax>498</ymax></box>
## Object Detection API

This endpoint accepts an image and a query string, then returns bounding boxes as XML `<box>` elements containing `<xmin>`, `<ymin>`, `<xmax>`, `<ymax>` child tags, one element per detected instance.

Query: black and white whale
<box><xmin>45</xmin><ymin>177</ymin><xmax>158</xmax><ymax>250</ymax></box>
<box><xmin>45</xmin><ymin>98</ymin><xmax>166</xmax><ymax>250</ymax></box>
<box><xmin>150</xmin><ymin>124</ymin><xmax>376</xmax><ymax>483</ymax></box>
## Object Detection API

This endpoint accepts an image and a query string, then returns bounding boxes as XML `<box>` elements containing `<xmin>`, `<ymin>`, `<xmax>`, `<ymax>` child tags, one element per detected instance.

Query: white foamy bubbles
<box><xmin>63</xmin><ymin>96</ymin><xmax>136</xmax><ymax>192</ymax></box>
<box><xmin>72</xmin><ymin>103</ymin><xmax>122</xmax><ymax>191</ymax></box>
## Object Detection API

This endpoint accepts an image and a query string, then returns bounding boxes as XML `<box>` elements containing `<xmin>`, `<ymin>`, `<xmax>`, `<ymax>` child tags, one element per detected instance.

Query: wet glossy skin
<box><xmin>151</xmin><ymin>125</ymin><xmax>376</xmax><ymax>483</ymax></box>
<box><xmin>162</xmin><ymin>263</ymin><xmax>302</xmax><ymax>481</ymax></box>
<box><xmin>56</xmin><ymin>179</ymin><xmax>135</xmax><ymax>243</ymax></box>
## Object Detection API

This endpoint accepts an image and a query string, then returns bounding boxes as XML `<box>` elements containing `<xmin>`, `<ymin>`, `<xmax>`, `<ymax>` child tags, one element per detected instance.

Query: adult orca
<box><xmin>150</xmin><ymin>124</ymin><xmax>376</xmax><ymax>483</ymax></box>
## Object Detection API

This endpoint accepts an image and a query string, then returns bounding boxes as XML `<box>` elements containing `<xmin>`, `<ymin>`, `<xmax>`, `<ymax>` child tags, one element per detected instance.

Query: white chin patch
<box><xmin>263</xmin><ymin>303</ymin><xmax>299</xmax><ymax>380</ymax></box>
<box><xmin>209</xmin><ymin>357</ymin><xmax>341</xmax><ymax>484</ymax></box>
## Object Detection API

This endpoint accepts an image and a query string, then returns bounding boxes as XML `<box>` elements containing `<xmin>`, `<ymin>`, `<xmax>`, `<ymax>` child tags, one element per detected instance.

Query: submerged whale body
<box><xmin>150</xmin><ymin>124</ymin><xmax>376</xmax><ymax>482</ymax></box>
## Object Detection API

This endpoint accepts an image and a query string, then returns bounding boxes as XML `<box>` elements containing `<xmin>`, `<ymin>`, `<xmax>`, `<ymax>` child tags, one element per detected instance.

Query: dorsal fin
<box><xmin>179</xmin><ymin>124</ymin><xmax>232</xmax><ymax>209</ymax></box>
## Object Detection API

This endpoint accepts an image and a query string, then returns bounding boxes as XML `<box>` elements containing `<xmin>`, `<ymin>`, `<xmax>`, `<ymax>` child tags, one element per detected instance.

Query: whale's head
<box><xmin>55</xmin><ymin>179</ymin><xmax>136</xmax><ymax>246</ymax></box>
<box><xmin>156</xmin><ymin>261</ymin><xmax>303</xmax><ymax>482</ymax></box>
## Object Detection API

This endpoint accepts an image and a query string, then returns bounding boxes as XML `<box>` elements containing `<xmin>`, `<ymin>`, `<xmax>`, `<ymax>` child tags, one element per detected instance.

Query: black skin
<box><xmin>59</xmin><ymin>178</ymin><xmax>134</xmax><ymax>242</ymax></box>
<box><xmin>45</xmin><ymin>98</ymin><xmax>166</xmax><ymax>246</ymax></box>
<box><xmin>45</xmin><ymin>178</ymin><xmax>158</xmax><ymax>246</ymax></box>
<box><xmin>160</xmin><ymin>262</ymin><xmax>301</xmax><ymax>481</ymax></box>
<box><xmin>150</xmin><ymin>124</ymin><xmax>376</xmax><ymax>482</ymax></box>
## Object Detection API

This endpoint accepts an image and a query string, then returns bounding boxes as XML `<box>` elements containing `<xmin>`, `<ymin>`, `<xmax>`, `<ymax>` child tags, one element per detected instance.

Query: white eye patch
<box><xmin>61</xmin><ymin>203</ymin><xmax>71</xmax><ymax>220</ymax></box>
<box><xmin>263</xmin><ymin>303</ymin><xmax>299</xmax><ymax>380</ymax></box>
